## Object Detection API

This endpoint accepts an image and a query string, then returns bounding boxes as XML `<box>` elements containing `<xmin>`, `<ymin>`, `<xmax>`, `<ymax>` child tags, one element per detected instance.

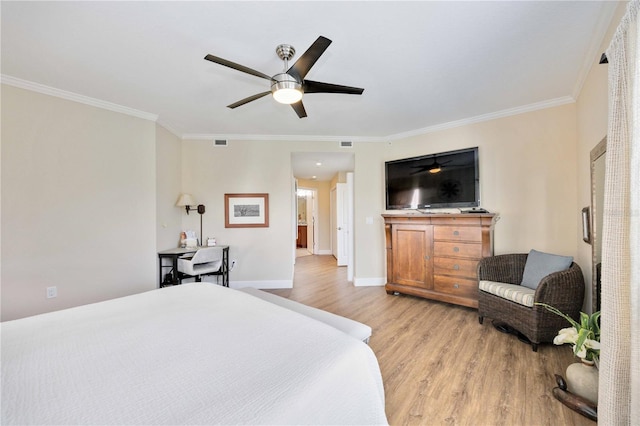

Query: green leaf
<box><xmin>535</xmin><ymin>303</ymin><xmax>579</xmax><ymax>329</ymax></box>
<box><xmin>575</xmin><ymin>328</ymin><xmax>589</xmax><ymax>356</ymax></box>
<box><xmin>591</xmin><ymin>311</ymin><xmax>601</xmax><ymax>340</ymax></box>
<box><xmin>580</xmin><ymin>312</ymin><xmax>589</xmax><ymax>329</ymax></box>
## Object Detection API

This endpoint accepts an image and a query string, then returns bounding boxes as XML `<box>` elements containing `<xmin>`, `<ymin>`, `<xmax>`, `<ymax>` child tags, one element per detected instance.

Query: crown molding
<box><xmin>385</xmin><ymin>96</ymin><xmax>576</xmax><ymax>141</ymax></box>
<box><xmin>182</xmin><ymin>96</ymin><xmax>576</xmax><ymax>143</ymax></box>
<box><xmin>1</xmin><ymin>74</ymin><xmax>158</xmax><ymax>122</ymax></box>
<box><xmin>180</xmin><ymin>133</ymin><xmax>383</xmax><ymax>143</ymax></box>
<box><xmin>2</xmin><ymin>75</ymin><xmax>576</xmax><ymax>144</ymax></box>
<box><xmin>571</xmin><ymin>1</ymin><xmax>619</xmax><ymax>100</ymax></box>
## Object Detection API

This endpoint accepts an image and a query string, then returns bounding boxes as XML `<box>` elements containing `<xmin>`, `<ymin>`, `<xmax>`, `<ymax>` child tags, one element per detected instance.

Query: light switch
<box><xmin>365</xmin><ymin>217</ymin><xmax>374</xmax><ymax>225</ymax></box>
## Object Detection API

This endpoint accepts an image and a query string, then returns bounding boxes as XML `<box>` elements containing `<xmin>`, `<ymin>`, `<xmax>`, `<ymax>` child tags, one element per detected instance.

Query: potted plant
<box><xmin>537</xmin><ymin>303</ymin><xmax>601</xmax><ymax>405</ymax></box>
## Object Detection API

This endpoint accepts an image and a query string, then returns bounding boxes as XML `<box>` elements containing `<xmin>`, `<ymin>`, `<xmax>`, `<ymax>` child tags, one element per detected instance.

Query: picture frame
<box><xmin>582</xmin><ymin>206</ymin><xmax>591</xmax><ymax>244</ymax></box>
<box><xmin>224</xmin><ymin>193</ymin><xmax>269</xmax><ymax>228</ymax></box>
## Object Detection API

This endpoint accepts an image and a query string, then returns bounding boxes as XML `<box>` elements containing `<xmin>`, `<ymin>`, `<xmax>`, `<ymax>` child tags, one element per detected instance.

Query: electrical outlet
<box><xmin>46</xmin><ymin>286</ymin><xmax>57</xmax><ymax>299</ymax></box>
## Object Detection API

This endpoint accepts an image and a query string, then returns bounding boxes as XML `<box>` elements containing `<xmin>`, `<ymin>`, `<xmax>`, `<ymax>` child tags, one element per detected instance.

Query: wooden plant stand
<box><xmin>552</xmin><ymin>374</ymin><xmax>597</xmax><ymax>421</ymax></box>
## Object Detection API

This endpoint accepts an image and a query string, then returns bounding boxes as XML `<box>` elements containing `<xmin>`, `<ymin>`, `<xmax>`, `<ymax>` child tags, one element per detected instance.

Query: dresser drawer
<box><xmin>434</xmin><ymin>257</ymin><xmax>479</xmax><ymax>279</ymax></box>
<box><xmin>434</xmin><ymin>226</ymin><xmax>482</xmax><ymax>242</ymax></box>
<box><xmin>433</xmin><ymin>241</ymin><xmax>482</xmax><ymax>258</ymax></box>
<box><xmin>433</xmin><ymin>275</ymin><xmax>478</xmax><ymax>299</ymax></box>
<box><xmin>430</xmin><ymin>217</ymin><xmax>481</xmax><ymax>226</ymax></box>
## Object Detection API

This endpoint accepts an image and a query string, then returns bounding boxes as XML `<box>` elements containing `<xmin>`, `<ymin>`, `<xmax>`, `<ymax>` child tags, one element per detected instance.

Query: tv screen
<box><xmin>385</xmin><ymin>147</ymin><xmax>479</xmax><ymax>210</ymax></box>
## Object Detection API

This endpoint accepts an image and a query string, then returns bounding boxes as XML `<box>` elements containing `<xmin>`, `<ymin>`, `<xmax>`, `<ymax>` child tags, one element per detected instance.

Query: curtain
<box><xmin>600</xmin><ymin>1</ymin><xmax>640</xmax><ymax>424</ymax></box>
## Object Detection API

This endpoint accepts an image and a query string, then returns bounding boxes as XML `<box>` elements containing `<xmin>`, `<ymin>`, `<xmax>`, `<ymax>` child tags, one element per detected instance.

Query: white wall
<box><xmin>1</xmin><ymin>85</ymin><xmax>157</xmax><ymax>320</ymax></box>
<box><xmin>180</xmin><ymin>139</ymin><xmax>297</xmax><ymax>288</ymax></box>
<box><xmin>155</xmin><ymin>123</ymin><xmax>183</xmax><ymax>284</ymax></box>
<box><xmin>155</xmin><ymin>124</ymin><xmax>182</xmax><ymax>251</ymax></box>
<box><xmin>575</xmin><ymin>1</ymin><xmax>628</xmax><ymax>311</ymax></box>
<box><xmin>180</xmin><ymin>105</ymin><xmax>580</xmax><ymax>289</ymax></box>
<box><xmin>347</xmin><ymin>104</ymin><xmax>580</xmax><ymax>284</ymax></box>
<box><xmin>2</xmin><ymin>1</ymin><xmax>624</xmax><ymax>315</ymax></box>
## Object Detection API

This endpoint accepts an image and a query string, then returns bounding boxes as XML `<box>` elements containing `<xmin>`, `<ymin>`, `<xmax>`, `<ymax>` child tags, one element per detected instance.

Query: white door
<box><xmin>335</xmin><ymin>183</ymin><xmax>348</xmax><ymax>266</ymax></box>
<box><xmin>331</xmin><ymin>187</ymin><xmax>337</xmax><ymax>259</ymax></box>
<box><xmin>306</xmin><ymin>192</ymin><xmax>314</xmax><ymax>253</ymax></box>
<box><xmin>293</xmin><ymin>178</ymin><xmax>298</xmax><ymax>265</ymax></box>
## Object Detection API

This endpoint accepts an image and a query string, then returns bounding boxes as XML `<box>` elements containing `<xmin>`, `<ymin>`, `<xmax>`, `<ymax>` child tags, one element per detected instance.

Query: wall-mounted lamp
<box><xmin>176</xmin><ymin>193</ymin><xmax>206</xmax><ymax>245</ymax></box>
<box><xmin>176</xmin><ymin>193</ymin><xmax>196</xmax><ymax>214</ymax></box>
<box><xmin>196</xmin><ymin>204</ymin><xmax>205</xmax><ymax>246</ymax></box>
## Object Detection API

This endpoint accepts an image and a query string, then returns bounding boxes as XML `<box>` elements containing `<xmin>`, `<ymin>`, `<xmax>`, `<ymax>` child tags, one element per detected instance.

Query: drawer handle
<box><xmin>453</xmin><ymin>230</ymin><xmax>460</xmax><ymax>236</ymax></box>
<box><xmin>453</xmin><ymin>247</ymin><xmax>460</xmax><ymax>253</ymax></box>
<box><xmin>424</xmin><ymin>255</ymin><xmax>430</xmax><ymax>260</ymax></box>
<box><xmin>453</xmin><ymin>264</ymin><xmax>460</xmax><ymax>270</ymax></box>
<box><xmin>453</xmin><ymin>283</ymin><xmax>460</xmax><ymax>289</ymax></box>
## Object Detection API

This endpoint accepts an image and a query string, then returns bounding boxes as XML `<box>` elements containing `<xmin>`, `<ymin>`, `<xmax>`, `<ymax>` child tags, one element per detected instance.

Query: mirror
<box><xmin>590</xmin><ymin>136</ymin><xmax>606</xmax><ymax>313</ymax></box>
<box><xmin>297</xmin><ymin>195</ymin><xmax>307</xmax><ymax>224</ymax></box>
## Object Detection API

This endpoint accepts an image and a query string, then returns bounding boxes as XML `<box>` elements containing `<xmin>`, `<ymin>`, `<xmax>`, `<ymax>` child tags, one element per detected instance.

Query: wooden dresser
<box><xmin>382</xmin><ymin>213</ymin><xmax>496</xmax><ymax>308</ymax></box>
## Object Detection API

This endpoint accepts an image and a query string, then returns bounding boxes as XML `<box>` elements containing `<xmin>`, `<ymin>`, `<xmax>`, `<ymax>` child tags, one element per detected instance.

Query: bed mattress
<box><xmin>1</xmin><ymin>283</ymin><xmax>387</xmax><ymax>425</ymax></box>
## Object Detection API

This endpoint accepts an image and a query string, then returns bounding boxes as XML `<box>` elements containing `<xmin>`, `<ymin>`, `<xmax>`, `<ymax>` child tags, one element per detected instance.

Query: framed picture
<box><xmin>582</xmin><ymin>206</ymin><xmax>591</xmax><ymax>244</ymax></box>
<box><xmin>224</xmin><ymin>193</ymin><xmax>269</xmax><ymax>228</ymax></box>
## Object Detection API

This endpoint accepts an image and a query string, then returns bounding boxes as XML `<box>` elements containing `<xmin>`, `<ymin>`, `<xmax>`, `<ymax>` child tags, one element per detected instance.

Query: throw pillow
<box><xmin>521</xmin><ymin>249</ymin><xmax>573</xmax><ymax>290</ymax></box>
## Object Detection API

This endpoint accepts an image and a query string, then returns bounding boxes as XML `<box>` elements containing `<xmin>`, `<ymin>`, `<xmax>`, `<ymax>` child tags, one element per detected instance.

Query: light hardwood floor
<box><xmin>270</xmin><ymin>255</ymin><xmax>594</xmax><ymax>426</ymax></box>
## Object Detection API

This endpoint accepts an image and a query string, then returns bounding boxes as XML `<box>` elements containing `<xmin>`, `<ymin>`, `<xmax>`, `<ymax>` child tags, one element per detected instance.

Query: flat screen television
<box><xmin>385</xmin><ymin>147</ymin><xmax>480</xmax><ymax>210</ymax></box>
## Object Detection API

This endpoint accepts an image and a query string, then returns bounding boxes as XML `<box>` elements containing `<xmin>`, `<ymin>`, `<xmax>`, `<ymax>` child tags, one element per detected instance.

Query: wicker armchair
<box><xmin>477</xmin><ymin>253</ymin><xmax>585</xmax><ymax>351</ymax></box>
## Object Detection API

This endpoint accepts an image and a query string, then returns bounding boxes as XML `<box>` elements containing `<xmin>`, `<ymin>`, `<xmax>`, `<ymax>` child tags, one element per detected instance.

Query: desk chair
<box><xmin>177</xmin><ymin>247</ymin><xmax>223</xmax><ymax>283</ymax></box>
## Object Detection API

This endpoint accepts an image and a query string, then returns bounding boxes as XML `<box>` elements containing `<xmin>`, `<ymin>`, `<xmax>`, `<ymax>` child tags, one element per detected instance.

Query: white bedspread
<box><xmin>1</xmin><ymin>283</ymin><xmax>387</xmax><ymax>425</ymax></box>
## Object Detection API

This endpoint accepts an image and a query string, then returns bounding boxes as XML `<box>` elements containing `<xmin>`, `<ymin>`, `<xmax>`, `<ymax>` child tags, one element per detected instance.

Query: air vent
<box><xmin>214</xmin><ymin>139</ymin><xmax>228</xmax><ymax>147</ymax></box>
<box><xmin>339</xmin><ymin>141</ymin><xmax>353</xmax><ymax>148</ymax></box>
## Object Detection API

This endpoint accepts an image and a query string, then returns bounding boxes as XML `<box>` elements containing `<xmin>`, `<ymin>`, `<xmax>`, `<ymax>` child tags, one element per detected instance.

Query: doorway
<box><xmin>296</xmin><ymin>188</ymin><xmax>316</xmax><ymax>257</ymax></box>
<box><xmin>291</xmin><ymin>152</ymin><xmax>355</xmax><ymax>279</ymax></box>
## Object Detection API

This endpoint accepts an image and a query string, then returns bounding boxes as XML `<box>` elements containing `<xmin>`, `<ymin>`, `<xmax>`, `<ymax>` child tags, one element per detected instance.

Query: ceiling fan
<box><xmin>411</xmin><ymin>157</ymin><xmax>453</xmax><ymax>175</ymax></box>
<box><xmin>204</xmin><ymin>36</ymin><xmax>364</xmax><ymax>118</ymax></box>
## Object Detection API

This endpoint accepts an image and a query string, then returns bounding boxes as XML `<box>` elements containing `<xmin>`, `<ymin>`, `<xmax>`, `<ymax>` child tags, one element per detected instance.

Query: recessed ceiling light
<box><xmin>312</xmin><ymin>176</ymin><xmax>317</xmax><ymax>180</ymax></box>
<box><xmin>315</xmin><ymin>161</ymin><xmax>322</xmax><ymax>166</ymax></box>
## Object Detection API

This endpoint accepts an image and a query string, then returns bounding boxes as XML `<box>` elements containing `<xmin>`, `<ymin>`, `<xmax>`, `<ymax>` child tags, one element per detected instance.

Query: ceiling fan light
<box><xmin>272</xmin><ymin>85</ymin><xmax>303</xmax><ymax>104</ymax></box>
<box><xmin>271</xmin><ymin>73</ymin><xmax>303</xmax><ymax>104</ymax></box>
<box><xmin>429</xmin><ymin>167</ymin><xmax>441</xmax><ymax>174</ymax></box>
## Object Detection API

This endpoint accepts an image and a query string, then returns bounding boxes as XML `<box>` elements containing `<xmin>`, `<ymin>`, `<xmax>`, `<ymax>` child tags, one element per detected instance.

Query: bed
<box><xmin>1</xmin><ymin>283</ymin><xmax>388</xmax><ymax>425</ymax></box>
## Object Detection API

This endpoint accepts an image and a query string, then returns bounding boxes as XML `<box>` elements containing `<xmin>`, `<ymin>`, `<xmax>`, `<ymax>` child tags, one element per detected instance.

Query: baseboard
<box><xmin>225</xmin><ymin>276</ymin><xmax>383</xmax><ymax>289</ymax></box>
<box><xmin>229</xmin><ymin>279</ymin><xmax>293</xmax><ymax>290</ymax></box>
<box><xmin>353</xmin><ymin>277</ymin><xmax>386</xmax><ymax>287</ymax></box>
<box><xmin>315</xmin><ymin>249</ymin><xmax>333</xmax><ymax>255</ymax></box>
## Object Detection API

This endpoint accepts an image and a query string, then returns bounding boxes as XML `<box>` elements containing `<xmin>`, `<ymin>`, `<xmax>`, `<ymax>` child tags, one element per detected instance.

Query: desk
<box><xmin>158</xmin><ymin>245</ymin><xmax>229</xmax><ymax>288</ymax></box>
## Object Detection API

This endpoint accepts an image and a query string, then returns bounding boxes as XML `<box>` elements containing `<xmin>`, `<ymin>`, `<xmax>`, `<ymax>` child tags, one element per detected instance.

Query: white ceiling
<box><xmin>292</xmin><ymin>152</ymin><xmax>355</xmax><ymax>181</ymax></box>
<box><xmin>1</xmin><ymin>1</ymin><xmax>617</xmax><ymax>180</ymax></box>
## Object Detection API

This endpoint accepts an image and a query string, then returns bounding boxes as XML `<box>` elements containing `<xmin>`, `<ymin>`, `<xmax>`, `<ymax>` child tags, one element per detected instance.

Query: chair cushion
<box><xmin>520</xmin><ymin>249</ymin><xmax>573</xmax><ymax>290</ymax></box>
<box><xmin>479</xmin><ymin>280</ymin><xmax>535</xmax><ymax>307</ymax></box>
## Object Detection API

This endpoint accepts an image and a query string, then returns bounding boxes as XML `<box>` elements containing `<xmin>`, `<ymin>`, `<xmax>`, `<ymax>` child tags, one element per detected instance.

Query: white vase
<box><xmin>566</xmin><ymin>361</ymin><xmax>599</xmax><ymax>405</ymax></box>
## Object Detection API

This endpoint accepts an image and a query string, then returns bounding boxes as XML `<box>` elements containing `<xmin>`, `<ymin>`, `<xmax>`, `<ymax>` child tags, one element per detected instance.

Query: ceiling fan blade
<box><xmin>204</xmin><ymin>54</ymin><xmax>271</xmax><ymax>80</ymax></box>
<box><xmin>287</xmin><ymin>36</ymin><xmax>332</xmax><ymax>81</ymax></box>
<box><xmin>227</xmin><ymin>91</ymin><xmax>271</xmax><ymax>109</ymax></box>
<box><xmin>291</xmin><ymin>101</ymin><xmax>307</xmax><ymax>118</ymax></box>
<box><xmin>303</xmin><ymin>80</ymin><xmax>364</xmax><ymax>95</ymax></box>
